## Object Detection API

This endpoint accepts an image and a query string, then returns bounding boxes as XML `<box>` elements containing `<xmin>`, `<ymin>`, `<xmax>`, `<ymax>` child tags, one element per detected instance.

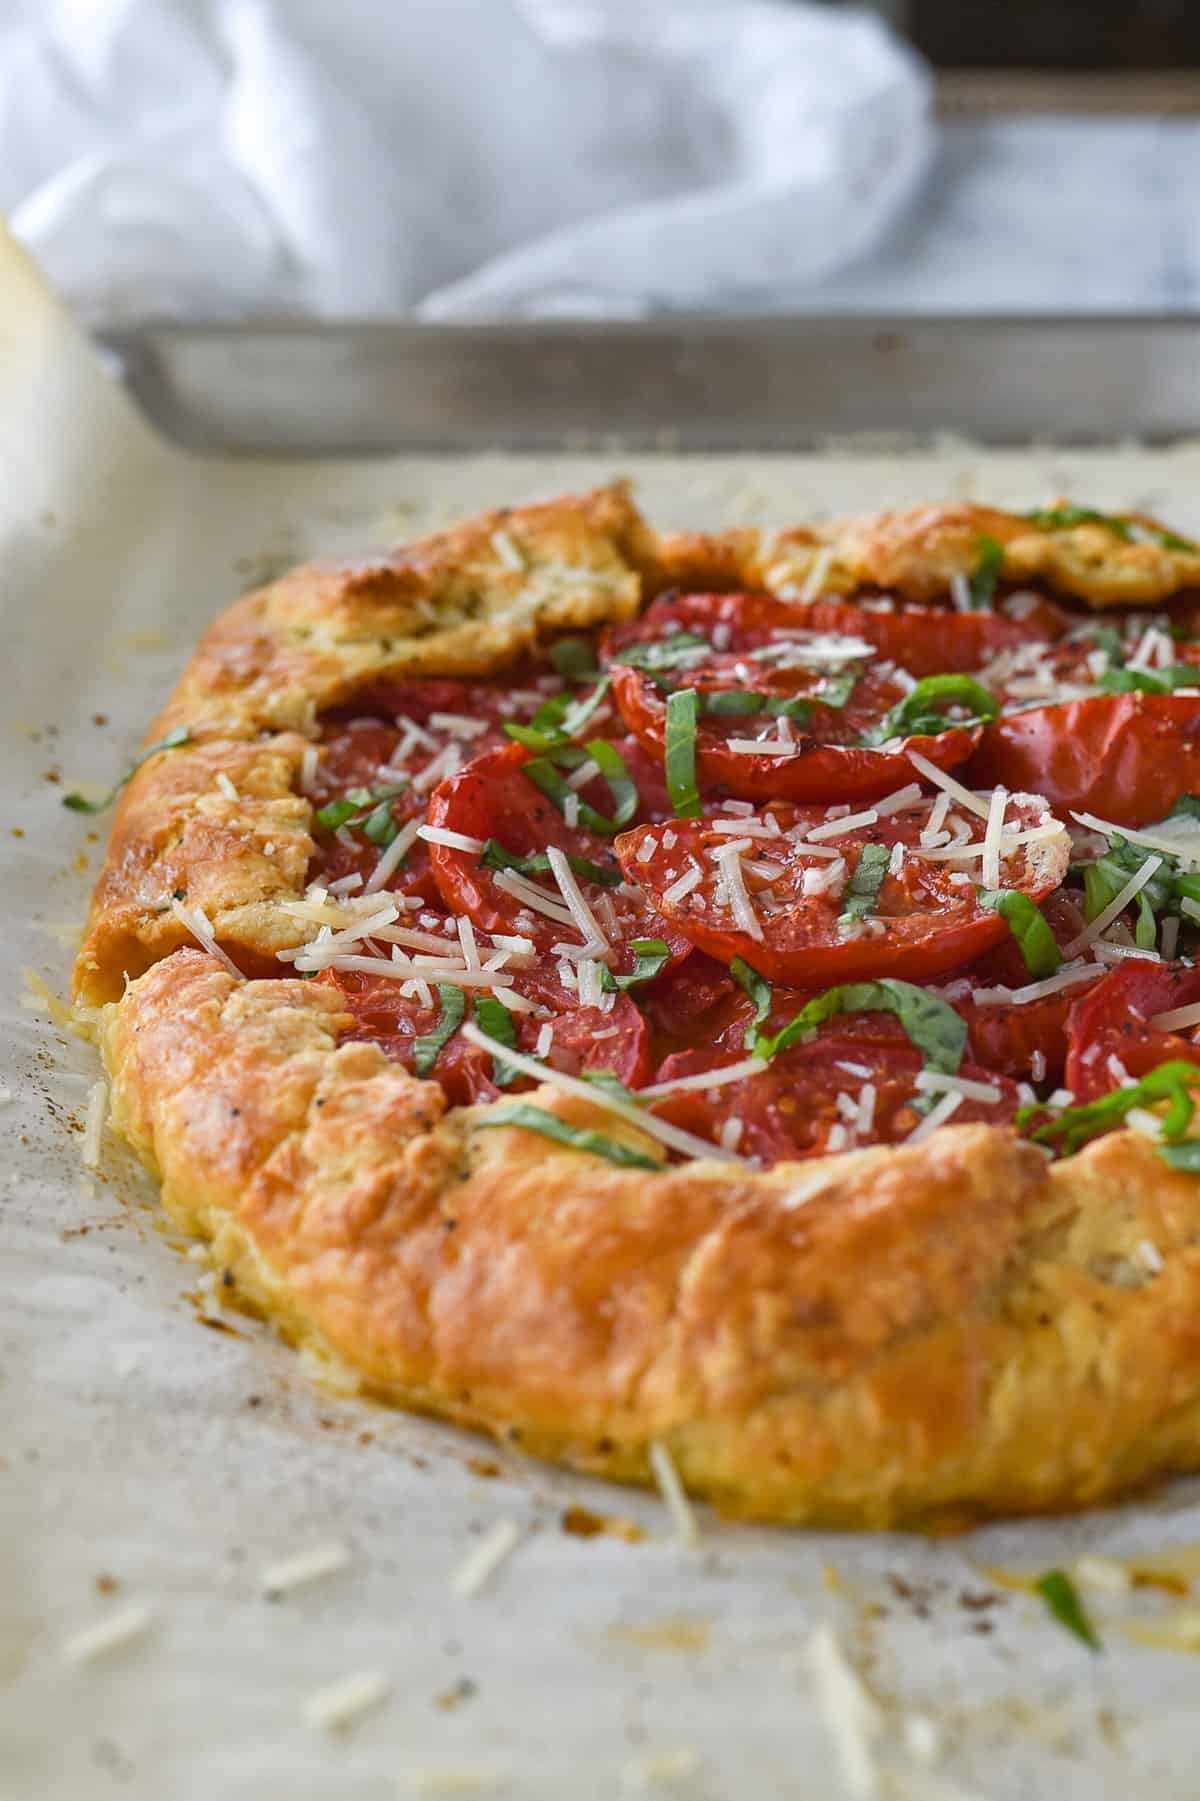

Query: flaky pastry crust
<box><xmin>78</xmin><ymin>484</ymin><xmax>1200</xmax><ymax>1525</ymax></box>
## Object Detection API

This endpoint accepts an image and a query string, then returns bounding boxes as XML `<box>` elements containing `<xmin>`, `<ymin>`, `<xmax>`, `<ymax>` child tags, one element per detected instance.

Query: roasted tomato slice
<box><xmin>317</xmin><ymin>966</ymin><xmax>651</xmax><ymax>1105</ymax></box>
<box><xmin>647</xmin><ymin>1034</ymin><xmax>1019</xmax><ymax>1165</ymax></box>
<box><xmin>616</xmin><ymin>794</ymin><xmax>1068</xmax><ymax>988</ymax></box>
<box><xmin>1064</xmin><ymin>959</ymin><xmax>1200</xmax><ymax>1102</ymax></box>
<box><xmin>609</xmin><ymin>653</ymin><xmax>981</xmax><ymax>806</ymax></box>
<box><xmin>937</xmin><ymin>891</ymin><xmax>1090</xmax><ymax>1083</ymax></box>
<box><xmin>967</xmin><ymin>691</ymin><xmax>1200</xmax><ymax>827</ymax></box>
<box><xmin>310</xmin><ymin>678</ymin><xmax>523</xmax><ymax>902</ymax></box>
<box><xmin>606</xmin><ymin>587</ymin><xmax>1069</xmax><ymax>679</ymax></box>
<box><xmin>425</xmin><ymin>741</ymin><xmax>692</xmax><ymax>976</ymax></box>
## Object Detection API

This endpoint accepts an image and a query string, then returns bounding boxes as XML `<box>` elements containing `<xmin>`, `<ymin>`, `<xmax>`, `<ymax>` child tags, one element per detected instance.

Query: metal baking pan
<box><xmin>99</xmin><ymin>316</ymin><xmax>1200</xmax><ymax>455</ymax></box>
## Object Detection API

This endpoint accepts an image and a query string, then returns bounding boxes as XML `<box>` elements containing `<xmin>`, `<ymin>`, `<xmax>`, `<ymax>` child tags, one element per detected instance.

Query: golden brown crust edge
<box><xmin>103</xmin><ymin>952</ymin><xmax>1200</xmax><ymax>1529</ymax></box>
<box><xmin>75</xmin><ymin>490</ymin><xmax>1200</xmax><ymax>1004</ymax></box>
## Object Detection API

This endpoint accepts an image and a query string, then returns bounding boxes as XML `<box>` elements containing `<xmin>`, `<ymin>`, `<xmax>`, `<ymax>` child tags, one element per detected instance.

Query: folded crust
<box><xmin>77</xmin><ymin>483</ymin><xmax>1200</xmax><ymax>1525</ymax></box>
<box><xmin>103</xmin><ymin>951</ymin><xmax>1200</xmax><ymax>1528</ymax></box>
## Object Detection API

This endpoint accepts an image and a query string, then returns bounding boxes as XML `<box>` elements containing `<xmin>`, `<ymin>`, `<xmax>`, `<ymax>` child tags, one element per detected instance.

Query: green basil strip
<box><xmin>1019</xmin><ymin>1058</ymin><xmax>1200</xmax><ymax>1156</ymax></box>
<box><xmin>412</xmin><ymin>983</ymin><xmax>466</xmax><ymax>1077</ymax></box>
<box><xmin>1158</xmin><ymin>1139</ymin><xmax>1200</xmax><ymax>1172</ymax></box>
<box><xmin>817</xmin><ymin>664</ymin><xmax>862</xmax><ymax>710</ymax></box>
<box><xmin>550</xmin><ymin>635</ymin><xmax>601</xmax><ymax>679</ymax></box>
<box><xmin>471</xmin><ymin>994</ymin><xmax>520</xmax><ymax>1087</ymax></box>
<box><xmin>504</xmin><ymin>677</ymin><xmax>611</xmax><ymax>752</ymax></box>
<box><xmin>315</xmin><ymin>781</ymin><xmax>408</xmax><ymax>835</ymax></box>
<box><xmin>1135</xmin><ymin>890</ymin><xmax>1159</xmax><ymax>951</ymax></box>
<box><xmin>862</xmin><ymin>674</ymin><xmax>998</xmax><ymax>747</ymax></box>
<box><xmin>1026</xmin><ymin>504</ymin><xmax>1196</xmax><ymax>554</ymax></box>
<box><xmin>478</xmin><ymin>1102</ymin><xmax>661</xmax><ymax>1171</ymax></box>
<box><xmin>479</xmin><ymin>838</ymin><xmax>621</xmax><ymax>888</ymax></box>
<box><xmin>600</xmin><ymin>938</ymin><xmax>670</xmax><ymax>993</ymax></box>
<box><xmin>755</xmin><ymin>978</ymin><xmax>967</xmax><ymax>1080</ymax></box>
<box><xmin>730</xmin><ymin>956</ymin><xmax>773</xmax><ymax>1050</ymax></box>
<box><xmin>1098</xmin><ymin>664</ymin><xmax>1199</xmax><ymax>698</ymax></box>
<box><xmin>63</xmin><ymin>725</ymin><xmax>192</xmax><ymax>814</ymax></box>
<box><xmin>580</xmin><ymin>1069</ymin><xmax>640</xmax><ymax>1104</ymax></box>
<box><xmin>522</xmin><ymin>737</ymin><xmax>637</xmax><ymax>836</ymax></box>
<box><xmin>1090</xmin><ymin>624</ymin><xmax>1126</xmax><ymax>665</ymax></box>
<box><xmin>699</xmin><ymin>691</ymin><xmax>769</xmax><ymax>717</ymax></box>
<box><xmin>970</xmin><ymin>535</ymin><xmax>1004</xmax><ymax>610</ymax></box>
<box><xmin>838</xmin><ymin>843</ymin><xmax>890</xmax><ymax>932</ymax></box>
<box><xmin>611</xmin><ymin>630</ymin><xmax>710</xmax><ymax>673</ymax></box>
<box><xmin>1034</xmin><ymin>1571</ymin><xmax>1101</xmax><ymax>1652</ymax></box>
<box><xmin>976</xmin><ymin>889</ymin><xmax>1062</xmax><ymax>979</ymax></box>
<box><xmin>665</xmin><ymin>688</ymin><xmax>701</xmax><ymax>818</ymax></box>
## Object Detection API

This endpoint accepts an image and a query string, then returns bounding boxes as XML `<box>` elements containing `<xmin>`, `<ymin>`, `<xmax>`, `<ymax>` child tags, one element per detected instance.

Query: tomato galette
<box><xmin>73</xmin><ymin>485</ymin><xmax>1200</xmax><ymax>1526</ymax></box>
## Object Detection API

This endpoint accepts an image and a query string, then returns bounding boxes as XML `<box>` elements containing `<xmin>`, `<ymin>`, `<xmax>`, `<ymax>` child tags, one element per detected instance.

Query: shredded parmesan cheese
<box><xmin>262</xmin><ymin>1541</ymin><xmax>350</xmax><ymax>1597</ymax></box>
<box><xmin>450</xmin><ymin>1519</ymin><xmax>522</xmax><ymax>1597</ymax></box>
<box><xmin>1064</xmin><ymin>855</ymin><xmax>1163</xmax><ymax>956</ymax></box>
<box><xmin>711</xmin><ymin>842</ymin><xmax>763</xmax><ymax>940</ymax></box>
<box><xmin>304</xmin><ymin>1669</ymin><xmax>390</xmax><ymax>1733</ymax></box>
<box><xmin>81</xmin><ymin>1079</ymin><xmax>107</xmax><ymax>1170</ymax></box>
<box><xmin>648</xmin><ymin>1441</ymin><xmax>699</xmax><ymax>1548</ymax></box>
<box><xmin>169</xmin><ymin>897</ymin><xmax>244</xmax><ymax>980</ymax></box>
<box><xmin>62</xmin><ymin>1604</ymin><xmax>155</xmax><ymax>1664</ymax></box>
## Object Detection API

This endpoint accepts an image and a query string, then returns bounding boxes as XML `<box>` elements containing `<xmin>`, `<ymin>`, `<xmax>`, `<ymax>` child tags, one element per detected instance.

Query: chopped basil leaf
<box><xmin>471</xmin><ymin>994</ymin><xmax>519</xmax><ymax>1087</ymax></box>
<box><xmin>756</xmin><ymin>978</ymin><xmax>967</xmax><ymax>1081</ymax></box>
<box><xmin>600</xmin><ymin>938</ymin><xmax>670</xmax><ymax>993</ymax></box>
<box><xmin>1081</xmin><ymin>800</ymin><xmax>1200</xmax><ymax>924</ymax></box>
<box><xmin>1034</xmin><ymin>1570</ymin><xmax>1101</xmax><ymax>1652</ymax></box>
<box><xmin>838</xmin><ymin>843</ymin><xmax>890</xmax><ymax>932</ymax></box>
<box><xmin>1019</xmin><ymin>1058</ymin><xmax>1200</xmax><ymax>1156</ymax></box>
<box><xmin>549</xmin><ymin>635</ymin><xmax>601</xmax><ymax>680</ymax></box>
<box><xmin>700</xmin><ymin>690</ymin><xmax>769</xmax><ymax>717</ymax></box>
<box><xmin>315</xmin><ymin>781</ymin><xmax>408</xmax><ymax>836</ymax></box>
<box><xmin>1090</xmin><ymin>624</ymin><xmax>1126</xmax><ymax>665</ymax></box>
<box><xmin>479</xmin><ymin>838</ymin><xmax>621</xmax><ymax>887</ymax></box>
<box><xmin>817</xmin><ymin>663</ymin><xmax>862</xmax><ymax>710</ymax></box>
<box><xmin>730</xmin><ymin>956</ymin><xmax>772</xmax><ymax>1050</ymax></box>
<box><xmin>976</xmin><ymin>889</ymin><xmax>1062</xmax><ymax>979</ymax></box>
<box><xmin>970</xmin><ymin>535</ymin><xmax>1004</xmax><ymax>610</ymax></box>
<box><xmin>1158</xmin><ymin>1139</ymin><xmax>1200</xmax><ymax>1172</ymax></box>
<box><xmin>522</xmin><ymin>737</ymin><xmax>637</xmax><ymax>836</ymax></box>
<box><xmin>63</xmin><ymin>725</ymin><xmax>191</xmax><ymax>814</ymax></box>
<box><xmin>1135</xmin><ymin>889</ymin><xmax>1159</xmax><ymax>950</ymax></box>
<box><xmin>611</xmin><ymin>630</ymin><xmax>710</xmax><ymax>673</ymax></box>
<box><xmin>478</xmin><ymin>1102</ymin><xmax>661</xmax><ymax>1170</ymax></box>
<box><xmin>1098</xmin><ymin>663</ymin><xmax>1199</xmax><ymax>697</ymax></box>
<box><xmin>580</xmin><ymin>1069</ymin><xmax>640</xmax><ymax>1104</ymax></box>
<box><xmin>412</xmin><ymin>983</ymin><xmax>466</xmax><ymax>1077</ymax></box>
<box><xmin>1027</xmin><ymin>504</ymin><xmax>1196</xmax><ymax>554</ymax></box>
<box><xmin>862</xmin><ymin>674</ymin><xmax>998</xmax><ymax>747</ymax></box>
<box><xmin>665</xmin><ymin>688</ymin><xmax>701</xmax><ymax>818</ymax></box>
<box><xmin>504</xmin><ymin>676</ymin><xmax>611</xmax><ymax>752</ymax></box>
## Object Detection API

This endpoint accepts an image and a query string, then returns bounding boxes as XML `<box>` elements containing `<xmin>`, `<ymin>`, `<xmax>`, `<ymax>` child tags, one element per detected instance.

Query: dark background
<box><xmin>908</xmin><ymin>0</ymin><xmax>1200</xmax><ymax>68</ymax></box>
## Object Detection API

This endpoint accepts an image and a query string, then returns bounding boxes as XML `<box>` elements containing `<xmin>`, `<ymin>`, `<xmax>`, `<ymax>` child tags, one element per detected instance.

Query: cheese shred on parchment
<box><xmin>648</xmin><ymin>1441</ymin><xmax>699</xmax><ymax>1548</ymax></box>
<box><xmin>62</xmin><ymin>1603</ymin><xmax>156</xmax><ymax>1664</ymax></box>
<box><xmin>449</xmin><ymin>1519</ymin><xmax>523</xmax><ymax>1597</ymax></box>
<box><xmin>261</xmin><ymin>1540</ymin><xmax>351</xmax><ymax>1597</ymax></box>
<box><xmin>806</xmin><ymin>1624</ymin><xmax>884</xmax><ymax>1801</ymax></box>
<box><xmin>81</xmin><ymin>1078</ymin><xmax>107</xmax><ymax>1169</ymax></box>
<box><xmin>303</xmin><ymin>1668</ymin><xmax>390</xmax><ymax>1733</ymax></box>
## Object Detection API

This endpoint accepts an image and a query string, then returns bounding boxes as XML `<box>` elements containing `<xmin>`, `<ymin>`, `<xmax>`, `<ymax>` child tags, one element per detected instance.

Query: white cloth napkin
<box><xmin>0</xmin><ymin>0</ymin><xmax>933</xmax><ymax>322</ymax></box>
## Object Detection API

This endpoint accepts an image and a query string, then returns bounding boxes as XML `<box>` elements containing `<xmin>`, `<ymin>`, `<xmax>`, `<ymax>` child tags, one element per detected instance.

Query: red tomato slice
<box><xmin>936</xmin><ymin>891</ymin><xmax>1090</xmax><ymax>1083</ymax></box>
<box><xmin>967</xmin><ymin>692</ymin><xmax>1200</xmax><ymax>827</ymax></box>
<box><xmin>317</xmin><ymin>966</ymin><xmax>651</xmax><ymax>1106</ymax></box>
<box><xmin>616</xmin><ymin>795</ymin><xmax>1068</xmax><ymax>988</ymax></box>
<box><xmin>609</xmin><ymin>658</ymin><xmax>980</xmax><ymax>806</ymax></box>
<box><xmin>425</xmin><ymin>741</ymin><xmax>692</xmax><ymax>976</ymax></box>
<box><xmin>647</xmin><ymin>1035</ymin><xmax>1019</xmax><ymax>1165</ymax></box>
<box><xmin>606</xmin><ymin>587</ymin><xmax>1069</xmax><ymax>678</ymax></box>
<box><xmin>310</xmin><ymin>679</ymin><xmax>522</xmax><ymax>902</ymax></box>
<box><xmin>1064</xmin><ymin>959</ymin><xmax>1200</xmax><ymax>1103</ymax></box>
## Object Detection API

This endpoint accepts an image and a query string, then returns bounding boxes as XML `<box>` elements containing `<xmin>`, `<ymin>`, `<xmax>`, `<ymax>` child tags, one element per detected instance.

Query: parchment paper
<box><xmin>6</xmin><ymin>229</ymin><xmax>1200</xmax><ymax>1800</ymax></box>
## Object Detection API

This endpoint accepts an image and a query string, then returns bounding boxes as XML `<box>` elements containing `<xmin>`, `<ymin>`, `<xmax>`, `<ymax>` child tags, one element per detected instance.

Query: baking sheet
<box><xmin>99</xmin><ymin>316</ymin><xmax>1200</xmax><ymax>454</ymax></box>
<box><xmin>8</xmin><ymin>230</ymin><xmax>1200</xmax><ymax>1801</ymax></box>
